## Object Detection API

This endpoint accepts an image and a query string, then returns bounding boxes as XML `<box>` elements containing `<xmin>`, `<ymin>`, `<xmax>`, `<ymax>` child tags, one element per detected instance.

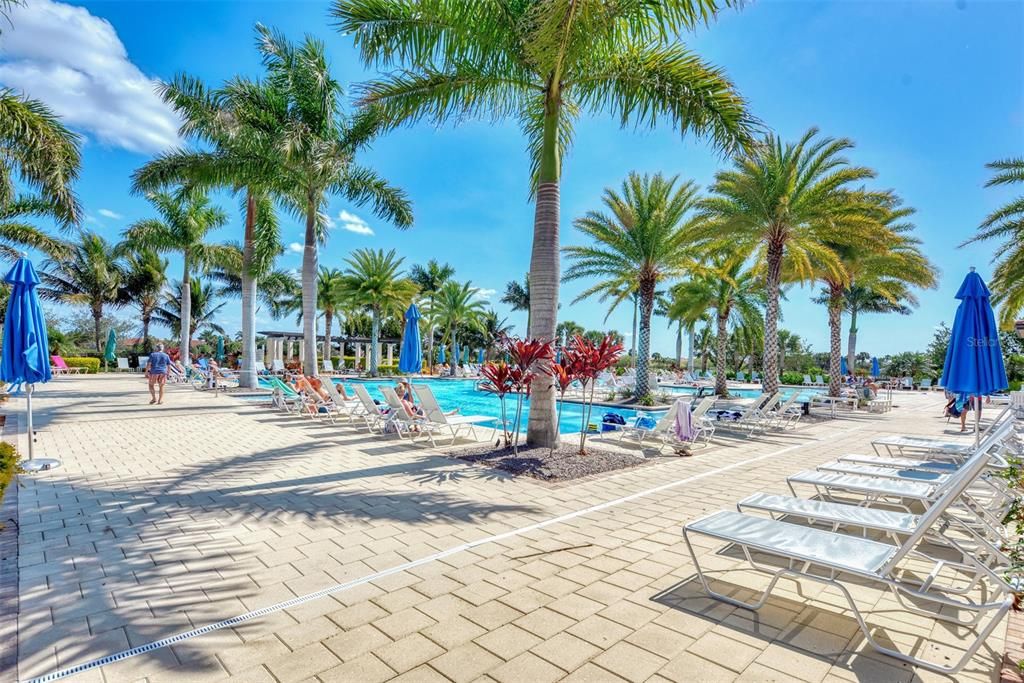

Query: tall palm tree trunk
<box><xmin>525</xmin><ymin>103</ymin><xmax>561</xmax><ymax>449</ymax></box>
<box><xmin>675</xmin><ymin>323</ymin><xmax>683</xmax><ymax>367</ymax></box>
<box><xmin>828</xmin><ymin>285</ymin><xmax>843</xmax><ymax>397</ymax></box>
<box><xmin>635</xmin><ymin>282</ymin><xmax>655</xmax><ymax>398</ymax></box>
<box><xmin>449</xmin><ymin>327</ymin><xmax>458</xmax><ymax>377</ymax></box>
<box><xmin>180</xmin><ymin>258</ymin><xmax>191</xmax><ymax>366</ymax></box>
<box><xmin>688</xmin><ymin>326</ymin><xmax>695</xmax><ymax>373</ymax></box>
<box><xmin>92</xmin><ymin>305</ymin><xmax>102</xmax><ymax>353</ymax></box>
<box><xmin>369</xmin><ymin>309</ymin><xmax>380</xmax><ymax>376</ymax></box>
<box><xmin>239</xmin><ymin>191</ymin><xmax>258</xmax><ymax>389</ymax></box>
<box><xmin>630</xmin><ymin>297</ymin><xmax>638</xmax><ymax>367</ymax></box>
<box><xmin>323</xmin><ymin>310</ymin><xmax>333</xmax><ymax>369</ymax></box>
<box><xmin>301</xmin><ymin>195</ymin><xmax>318</xmax><ymax>377</ymax></box>
<box><xmin>141</xmin><ymin>314</ymin><xmax>151</xmax><ymax>353</ymax></box>
<box><xmin>847</xmin><ymin>306</ymin><xmax>858</xmax><ymax>378</ymax></box>
<box><xmin>715</xmin><ymin>311</ymin><xmax>728</xmax><ymax>396</ymax></box>
<box><xmin>762</xmin><ymin>242</ymin><xmax>783</xmax><ymax>394</ymax></box>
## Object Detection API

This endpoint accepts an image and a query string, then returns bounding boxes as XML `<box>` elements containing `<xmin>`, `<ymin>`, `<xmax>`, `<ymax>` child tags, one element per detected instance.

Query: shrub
<box><xmin>781</xmin><ymin>371</ymin><xmax>805</xmax><ymax>385</ymax></box>
<box><xmin>636</xmin><ymin>394</ymin><xmax>655</xmax><ymax>407</ymax></box>
<box><xmin>63</xmin><ymin>357</ymin><xmax>101</xmax><ymax>374</ymax></box>
<box><xmin>0</xmin><ymin>441</ymin><xmax>19</xmax><ymax>507</ymax></box>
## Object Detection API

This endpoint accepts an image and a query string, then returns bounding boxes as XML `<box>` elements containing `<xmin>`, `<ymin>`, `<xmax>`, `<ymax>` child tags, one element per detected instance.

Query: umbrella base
<box><xmin>21</xmin><ymin>458</ymin><xmax>61</xmax><ymax>472</ymax></box>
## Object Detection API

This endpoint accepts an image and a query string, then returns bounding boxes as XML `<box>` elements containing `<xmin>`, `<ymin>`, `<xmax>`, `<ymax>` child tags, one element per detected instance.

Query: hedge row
<box><xmin>63</xmin><ymin>357</ymin><xmax>101</xmax><ymax>374</ymax></box>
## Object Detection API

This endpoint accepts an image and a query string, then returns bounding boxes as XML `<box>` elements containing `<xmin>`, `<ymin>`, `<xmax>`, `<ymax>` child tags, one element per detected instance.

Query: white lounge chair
<box><xmin>683</xmin><ymin>420</ymin><xmax>1016</xmax><ymax>674</ymax></box>
<box><xmin>813</xmin><ymin>374</ymin><xmax>826</xmax><ymax>387</ymax></box>
<box><xmin>919</xmin><ymin>377</ymin><xmax>933</xmax><ymax>390</ymax></box>
<box><xmin>270</xmin><ymin>359</ymin><xmax>286</xmax><ymax>375</ymax></box>
<box><xmin>116</xmin><ymin>357</ymin><xmax>131</xmax><ymax>372</ymax></box>
<box><xmin>617</xmin><ymin>401</ymin><xmax>681</xmax><ymax>451</ymax></box>
<box><xmin>319</xmin><ymin>378</ymin><xmax>361</xmax><ymax>422</ymax></box>
<box><xmin>802</xmin><ymin>374</ymin><xmax>813</xmax><ymax>386</ymax></box>
<box><xmin>412</xmin><ymin>384</ymin><xmax>494</xmax><ymax>444</ymax></box>
<box><xmin>379</xmin><ymin>385</ymin><xmax>440</xmax><ymax>445</ymax></box>
<box><xmin>352</xmin><ymin>384</ymin><xmax>390</xmax><ymax>433</ymax></box>
<box><xmin>322</xmin><ymin>359</ymin><xmax>339</xmax><ymax>376</ymax></box>
<box><xmin>138</xmin><ymin>356</ymin><xmax>149</xmax><ymax>372</ymax></box>
<box><xmin>709</xmin><ymin>392</ymin><xmax>777</xmax><ymax>436</ymax></box>
<box><xmin>767</xmin><ymin>392</ymin><xmax>803</xmax><ymax>430</ymax></box>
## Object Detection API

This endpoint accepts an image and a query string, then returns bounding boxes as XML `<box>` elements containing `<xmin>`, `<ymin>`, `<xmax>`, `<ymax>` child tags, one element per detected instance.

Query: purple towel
<box><xmin>674</xmin><ymin>399</ymin><xmax>694</xmax><ymax>442</ymax></box>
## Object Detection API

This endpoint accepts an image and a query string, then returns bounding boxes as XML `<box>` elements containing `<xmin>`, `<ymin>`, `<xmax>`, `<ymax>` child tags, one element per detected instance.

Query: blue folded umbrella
<box><xmin>940</xmin><ymin>269</ymin><xmax>1008</xmax><ymax>444</ymax></box>
<box><xmin>398</xmin><ymin>304</ymin><xmax>422</xmax><ymax>375</ymax></box>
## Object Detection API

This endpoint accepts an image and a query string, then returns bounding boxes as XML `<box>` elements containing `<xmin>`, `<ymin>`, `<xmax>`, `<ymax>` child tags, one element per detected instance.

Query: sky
<box><xmin>2</xmin><ymin>0</ymin><xmax>1023</xmax><ymax>358</ymax></box>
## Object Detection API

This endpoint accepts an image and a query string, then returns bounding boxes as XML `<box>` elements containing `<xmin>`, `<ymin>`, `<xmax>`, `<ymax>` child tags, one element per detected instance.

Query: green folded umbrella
<box><xmin>103</xmin><ymin>328</ymin><xmax>117</xmax><ymax>366</ymax></box>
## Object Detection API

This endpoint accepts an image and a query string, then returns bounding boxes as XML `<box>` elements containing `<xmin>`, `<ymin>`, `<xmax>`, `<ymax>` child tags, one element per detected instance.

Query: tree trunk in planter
<box><xmin>635</xmin><ymin>281</ymin><xmax>655</xmax><ymax>398</ymax></box>
<box><xmin>828</xmin><ymin>284</ymin><xmax>844</xmax><ymax>398</ymax></box>
<box><xmin>92</xmin><ymin>306</ymin><xmax>102</xmax><ymax>353</ymax></box>
<box><xmin>761</xmin><ymin>240</ymin><xmax>784</xmax><ymax>394</ymax></box>
<box><xmin>369</xmin><ymin>309</ymin><xmax>380</xmax><ymax>376</ymax></box>
<box><xmin>301</xmin><ymin>193</ymin><xmax>319</xmax><ymax>377</ymax></box>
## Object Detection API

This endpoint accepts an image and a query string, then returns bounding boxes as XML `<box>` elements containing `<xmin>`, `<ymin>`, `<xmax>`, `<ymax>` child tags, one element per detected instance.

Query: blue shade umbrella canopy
<box><xmin>1</xmin><ymin>257</ymin><xmax>50</xmax><ymax>386</ymax></box>
<box><xmin>477</xmin><ymin>349</ymin><xmax>484</xmax><ymax>365</ymax></box>
<box><xmin>1</xmin><ymin>257</ymin><xmax>56</xmax><ymax>470</ymax></box>
<box><xmin>462</xmin><ymin>347</ymin><xmax>469</xmax><ymax>364</ymax></box>
<box><xmin>453</xmin><ymin>342</ymin><xmax>460</xmax><ymax>365</ymax></box>
<box><xmin>840</xmin><ymin>356</ymin><xmax>848</xmax><ymax>375</ymax></box>
<box><xmin>103</xmin><ymin>328</ymin><xmax>116</xmax><ymax>364</ymax></box>
<box><xmin>216</xmin><ymin>336</ymin><xmax>225</xmax><ymax>362</ymax></box>
<box><xmin>398</xmin><ymin>304</ymin><xmax>422</xmax><ymax>374</ymax></box>
<box><xmin>437</xmin><ymin>344</ymin><xmax>445</xmax><ymax>364</ymax></box>
<box><xmin>871</xmin><ymin>357</ymin><xmax>880</xmax><ymax>378</ymax></box>
<box><xmin>940</xmin><ymin>269</ymin><xmax>1007</xmax><ymax>397</ymax></box>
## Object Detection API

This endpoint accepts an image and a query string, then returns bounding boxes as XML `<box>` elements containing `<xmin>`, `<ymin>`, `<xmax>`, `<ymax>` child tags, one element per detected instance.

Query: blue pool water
<box><xmin>345</xmin><ymin>378</ymin><xmax>665</xmax><ymax>434</ymax></box>
<box><xmin>249</xmin><ymin>377</ymin><xmax>823</xmax><ymax>434</ymax></box>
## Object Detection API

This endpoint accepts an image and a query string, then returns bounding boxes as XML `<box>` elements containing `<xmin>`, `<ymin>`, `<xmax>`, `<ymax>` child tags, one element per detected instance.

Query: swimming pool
<box><xmin>342</xmin><ymin>378</ymin><xmax>665</xmax><ymax>434</ymax></box>
<box><xmin>660</xmin><ymin>384</ymin><xmax>825</xmax><ymax>403</ymax></box>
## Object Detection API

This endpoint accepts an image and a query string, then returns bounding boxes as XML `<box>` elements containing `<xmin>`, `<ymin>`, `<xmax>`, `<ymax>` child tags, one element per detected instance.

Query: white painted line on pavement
<box><xmin>30</xmin><ymin>423</ymin><xmax>863</xmax><ymax>682</ymax></box>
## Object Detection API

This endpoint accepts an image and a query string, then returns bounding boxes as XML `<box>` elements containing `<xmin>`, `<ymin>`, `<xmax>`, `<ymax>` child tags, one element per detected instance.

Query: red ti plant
<box><xmin>565</xmin><ymin>334</ymin><xmax>625</xmax><ymax>454</ymax></box>
<box><xmin>480</xmin><ymin>361</ymin><xmax>515</xmax><ymax>448</ymax></box>
<box><xmin>481</xmin><ymin>336</ymin><xmax>553</xmax><ymax>453</ymax></box>
<box><xmin>547</xmin><ymin>361</ymin><xmax>577</xmax><ymax>455</ymax></box>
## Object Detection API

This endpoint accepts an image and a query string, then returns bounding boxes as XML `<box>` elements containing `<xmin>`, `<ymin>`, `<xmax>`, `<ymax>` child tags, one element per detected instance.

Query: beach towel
<box><xmin>674</xmin><ymin>399</ymin><xmax>694</xmax><ymax>442</ymax></box>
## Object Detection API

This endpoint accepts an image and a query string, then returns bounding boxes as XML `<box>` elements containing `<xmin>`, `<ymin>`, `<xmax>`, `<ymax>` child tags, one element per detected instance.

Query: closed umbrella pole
<box><xmin>0</xmin><ymin>257</ymin><xmax>58</xmax><ymax>471</ymax></box>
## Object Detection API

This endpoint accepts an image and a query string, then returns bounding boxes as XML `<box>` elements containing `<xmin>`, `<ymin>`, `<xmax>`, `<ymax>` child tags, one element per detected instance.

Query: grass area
<box><xmin>0</xmin><ymin>441</ymin><xmax>19</xmax><ymax>507</ymax></box>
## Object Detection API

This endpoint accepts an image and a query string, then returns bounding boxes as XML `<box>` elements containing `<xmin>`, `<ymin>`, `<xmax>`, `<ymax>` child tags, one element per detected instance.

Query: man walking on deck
<box><xmin>146</xmin><ymin>343</ymin><xmax>171</xmax><ymax>405</ymax></box>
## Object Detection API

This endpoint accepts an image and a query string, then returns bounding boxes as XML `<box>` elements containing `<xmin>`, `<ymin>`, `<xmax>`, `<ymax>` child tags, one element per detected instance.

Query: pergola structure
<box><xmin>257</xmin><ymin>331</ymin><xmax>401</xmax><ymax>370</ymax></box>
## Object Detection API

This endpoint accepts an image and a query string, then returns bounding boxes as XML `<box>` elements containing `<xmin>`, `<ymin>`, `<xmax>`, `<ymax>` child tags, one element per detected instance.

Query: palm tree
<box><xmin>480</xmin><ymin>309</ymin><xmax>512</xmax><ymax>358</ymax></box>
<box><xmin>316</xmin><ymin>268</ymin><xmax>347</xmax><ymax>364</ymax></box>
<box><xmin>135</xmin><ymin>63</ymin><xmax>295</xmax><ymax>389</ymax></box>
<box><xmin>0</xmin><ymin>90</ymin><xmax>81</xmax><ymax>225</ymax></box>
<box><xmin>339</xmin><ymin>248</ymin><xmax>418</xmax><ymax>376</ymax></box>
<box><xmin>777</xmin><ymin>329</ymin><xmax>804</xmax><ymax>373</ymax></box>
<box><xmin>962</xmin><ymin>158</ymin><xmax>1024</xmax><ymax>327</ymax></box>
<box><xmin>669</xmin><ymin>254</ymin><xmax>763</xmax><ymax>396</ymax></box>
<box><xmin>409</xmin><ymin>259</ymin><xmax>454</xmax><ymax>372</ymax></box>
<box><xmin>121</xmin><ymin>248</ymin><xmax>168</xmax><ymax>352</ymax></box>
<box><xmin>699</xmin><ymin>128</ymin><xmax>882</xmax><ymax>394</ymax></box>
<box><xmin>334</xmin><ymin>0</ymin><xmax>756</xmax><ymax>445</ymax></box>
<box><xmin>154</xmin><ymin>278</ymin><xmax>227</xmax><ymax>338</ymax></box>
<box><xmin>813</xmin><ymin>195</ymin><xmax>937</xmax><ymax>396</ymax></box>
<box><xmin>564</xmin><ymin>173</ymin><xmax>700</xmax><ymax>399</ymax></box>
<box><xmin>430</xmin><ymin>280</ymin><xmax>487</xmax><ymax>376</ymax></box>
<box><xmin>38</xmin><ymin>232</ymin><xmax>125</xmax><ymax>351</ymax></box>
<box><xmin>123</xmin><ymin>189</ymin><xmax>232</xmax><ymax>365</ymax></box>
<box><xmin>501</xmin><ymin>276</ymin><xmax>531</xmax><ymax>334</ymax></box>
<box><xmin>251</xmin><ymin>25</ymin><xmax>413</xmax><ymax>376</ymax></box>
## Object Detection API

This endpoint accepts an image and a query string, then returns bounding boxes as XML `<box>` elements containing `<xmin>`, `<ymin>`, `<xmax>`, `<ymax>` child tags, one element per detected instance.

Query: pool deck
<box><xmin>3</xmin><ymin>375</ymin><xmax>1009</xmax><ymax>682</ymax></box>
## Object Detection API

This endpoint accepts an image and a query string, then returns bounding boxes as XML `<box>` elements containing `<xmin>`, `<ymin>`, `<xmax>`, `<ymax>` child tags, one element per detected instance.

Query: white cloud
<box><xmin>0</xmin><ymin>0</ymin><xmax>181</xmax><ymax>154</ymax></box>
<box><xmin>97</xmin><ymin>208</ymin><xmax>122</xmax><ymax>219</ymax></box>
<box><xmin>473</xmin><ymin>287</ymin><xmax>497</xmax><ymax>301</ymax></box>
<box><xmin>288</xmin><ymin>242</ymin><xmax>303</xmax><ymax>254</ymax></box>
<box><xmin>338</xmin><ymin>210</ymin><xmax>374</xmax><ymax>236</ymax></box>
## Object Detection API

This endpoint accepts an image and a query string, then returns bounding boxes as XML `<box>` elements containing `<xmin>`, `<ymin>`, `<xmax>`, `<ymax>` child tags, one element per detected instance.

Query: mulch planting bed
<box><xmin>447</xmin><ymin>440</ymin><xmax>665</xmax><ymax>481</ymax></box>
